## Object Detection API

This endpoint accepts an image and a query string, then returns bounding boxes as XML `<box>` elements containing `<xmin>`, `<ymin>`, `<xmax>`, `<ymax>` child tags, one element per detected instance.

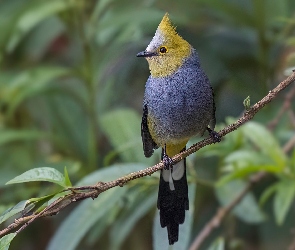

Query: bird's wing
<box><xmin>141</xmin><ymin>104</ymin><xmax>158</xmax><ymax>157</ymax></box>
<box><xmin>209</xmin><ymin>86</ymin><xmax>216</xmax><ymax>130</ymax></box>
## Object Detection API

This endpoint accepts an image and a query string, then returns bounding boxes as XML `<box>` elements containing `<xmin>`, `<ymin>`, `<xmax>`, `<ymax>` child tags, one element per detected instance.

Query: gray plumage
<box><xmin>140</xmin><ymin>48</ymin><xmax>216</xmax><ymax>245</ymax></box>
<box><xmin>143</xmin><ymin>49</ymin><xmax>216</xmax><ymax>152</ymax></box>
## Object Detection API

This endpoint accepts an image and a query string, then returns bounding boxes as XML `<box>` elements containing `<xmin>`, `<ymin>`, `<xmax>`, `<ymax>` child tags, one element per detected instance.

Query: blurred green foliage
<box><xmin>0</xmin><ymin>0</ymin><xmax>295</xmax><ymax>249</ymax></box>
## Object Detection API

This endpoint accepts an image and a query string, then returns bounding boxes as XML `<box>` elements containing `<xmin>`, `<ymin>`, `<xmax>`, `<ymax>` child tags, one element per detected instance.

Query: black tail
<box><xmin>157</xmin><ymin>150</ymin><xmax>189</xmax><ymax>245</ymax></box>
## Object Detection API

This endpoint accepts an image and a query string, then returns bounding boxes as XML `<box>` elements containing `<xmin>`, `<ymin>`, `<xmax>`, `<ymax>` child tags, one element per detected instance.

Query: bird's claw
<box><xmin>207</xmin><ymin>127</ymin><xmax>221</xmax><ymax>143</ymax></box>
<box><xmin>163</xmin><ymin>153</ymin><xmax>174</xmax><ymax>170</ymax></box>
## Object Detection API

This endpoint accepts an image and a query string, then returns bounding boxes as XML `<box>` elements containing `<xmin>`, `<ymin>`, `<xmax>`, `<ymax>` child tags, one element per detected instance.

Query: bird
<box><xmin>137</xmin><ymin>13</ymin><xmax>219</xmax><ymax>245</ymax></box>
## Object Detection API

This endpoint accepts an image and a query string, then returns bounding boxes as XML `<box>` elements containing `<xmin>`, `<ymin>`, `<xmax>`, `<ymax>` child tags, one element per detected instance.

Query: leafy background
<box><xmin>0</xmin><ymin>0</ymin><xmax>295</xmax><ymax>249</ymax></box>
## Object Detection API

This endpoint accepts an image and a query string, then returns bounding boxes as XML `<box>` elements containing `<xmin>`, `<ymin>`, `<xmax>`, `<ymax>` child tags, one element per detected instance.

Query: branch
<box><xmin>289</xmin><ymin>109</ymin><xmax>295</xmax><ymax>128</ymax></box>
<box><xmin>268</xmin><ymin>83</ymin><xmax>295</xmax><ymax>130</ymax></box>
<box><xmin>1</xmin><ymin>71</ymin><xmax>295</xmax><ymax>239</ymax></box>
<box><xmin>189</xmin><ymin>92</ymin><xmax>295</xmax><ymax>250</ymax></box>
<box><xmin>189</xmin><ymin>172</ymin><xmax>266</xmax><ymax>250</ymax></box>
<box><xmin>283</xmin><ymin>134</ymin><xmax>295</xmax><ymax>153</ymax></box>
<box><xmin>288</xmin><ymin>229</ymin><xmax>295</xmax><ymax>250</ymax></box>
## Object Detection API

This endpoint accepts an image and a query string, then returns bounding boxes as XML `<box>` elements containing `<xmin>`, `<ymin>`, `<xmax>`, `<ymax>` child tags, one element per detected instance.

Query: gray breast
<box><xmin>144</xmin><ymin>52</ymin><xmax>214</xmax><ymax>144</ymax></box>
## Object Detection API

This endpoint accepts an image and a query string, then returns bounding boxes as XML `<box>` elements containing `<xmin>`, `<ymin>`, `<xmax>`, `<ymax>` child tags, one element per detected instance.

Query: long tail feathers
<box><xmin>157</xmin><ymin>149</ymin><xmax>189</xmax><ymax>245</ymax></box>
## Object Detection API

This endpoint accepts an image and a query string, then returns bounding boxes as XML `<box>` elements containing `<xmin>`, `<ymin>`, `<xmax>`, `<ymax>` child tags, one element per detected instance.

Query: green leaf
<box><xmin>1</xmin><ymin>66</ymin><xmax>70</xmax><ymax>117</ymax></box>
<box><xmin>220</xmin><ymin>149</ymin><xmax>282</xmax><ymax>180</ymax></box>
<box><xmin>95</xmin><ymin>9</ymin><xmax>163</xmax><ymax>45</ymax></box>
<box><xmin>45</xmin><ymin>93</ymin><xmax>89</xmax><ymax>162</ymax></box>
<box><xmin>177</xmin><ymin>183</ymin><xmax>197</xmax><ymax>249</ymax></box>
<box><xmin>86</xmin><ymin>205</ymin><xmax>121</xmax><ymax>245</ymax></box>
<box><xmin>0</xmin><ymin>130</ymin><xmax>48</xmax><ymax>146</ymax></box>
<box><xmin>291</xmin><ymin>149</ymin><xmax>295</xmax><ymax>174</ymax></box>
<box><xmin>25</xmin><ymin>193</ymin><xmax>60</xmax><ymax>215</ymax></box>
<box><xmin>224</xmin><ymin>150</ymin><xmax>274</xmax><ymax>167</ymax></box>
<box><xmin>48</xmin><ymin>163</ymin><xmax>151</xmax><ymax>250</ymax></box>
<box><xmin>208</xmin><ymin>237</ymin><xmax>225</xmax><ymax>250</ymax></box>
<box><xmin>273</xmin><ymin>179</ymin><xmax>295</xmax><ymax>225</ymax></box>
<box><xmin>0</xmin><ymin>200</ymin><xmax>27</xmax><ymax>225</ymax></box>
<box><xmin>6</xmin><ymin>167</ymin><xmax>67</xmax><ymax>188</ymax></box>
<box><xmin>243</xmin><ymin>95</ymin><xmax>251</xmax><ymax>110</ymax></box>
<box><xmin>23</xmin><ymin>16</ymin><xmax>65</xmax><ymax>60</ymax></box>
<box><xmin>63</xmin><ymin>167</ymin><xmax>72</xmax><ymax>187</ymax></box>
<box><xmin>153</xmin><ymin>183</ymin><xmax>197</xmax><ymax>250</ymax></box>
<box><xmin>216</xmin><ymin>180</ymin><xmax>265</xmax><ymax>223</ymax></box>
<box><xmin>0</xmin><ymin>233</ymin><xmax>16</xmax><ymax>250</ymax></box>
<box><xmin>6</xmin><ymin>0</ymin><xmax>75</xmax><ymax>52</ymax></box>
<box><xmin>47</xmin><ymin>187</ymin><xmax>126</xmax><ymax>250</ymax></box>
<box><xmin>110</xmin><ymin>187</ymin><xmax>157</xmax><ymax>249</ymax></box>
<box><xmin>241</xmin><ymin>122</ymin><xmax>286</xmax><ymax>167</ymax></box>
<box><xmin>91</xmin><ymin>0</ymin><xmax>115</xmax><ymax>23</ymax></box>
<box><xmin>199</xmin><ymin>0</ymin><xmax>254</xmax><ymax>27</ymax></box>
<box><xmin>217</xmin><ymin>165</ymin><xmax>281</xmax><ymax>186</ymax></box>
<box><xmin>99</xmin><ymin>108</ymin><xmax>155</xmax><ymax>164</ymax></box>
<box><xmin>259</xmin><ymin>183</ymin><xmax>279</xmax><ymax>207</ymax></box>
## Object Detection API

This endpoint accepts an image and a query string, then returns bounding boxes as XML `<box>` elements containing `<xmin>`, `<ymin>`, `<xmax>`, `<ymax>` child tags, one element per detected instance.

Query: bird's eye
<box><xmin>159</xmin><ymin>46</ymin><xmax>168</xmax><ymax>54</ymax></box>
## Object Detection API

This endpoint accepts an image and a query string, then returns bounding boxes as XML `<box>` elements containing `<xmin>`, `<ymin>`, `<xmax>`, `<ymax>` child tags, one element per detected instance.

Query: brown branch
<box><xmin>189</xmin><ymin>172</ymin><xmax>266</xmax><ymax>250</ymax></box>
<box><xmin>288</xmin><ymin>229</ymin><xmax>295</xmax><ymax>250</ymax></box>
<box><xmin>268</xmin><ymin>83</ymin><xmax>295</xmax><ymax>130</ymax></box>
<box><xmin>289</xmin><ymin>110</ymin><xmax>295</xmax><ymax>128</ymax></box>
<box><xmin>283</xmin><ymin>134</ymin><xmax>295</xmax><ymax>153</ymax></box>
<box><xmin>0</xmin><ymin>71</ymin><xmax>295</xmax><ymax>239</ymax></box>
<box><xmin>189</xmin><ymin>103</ymin><xmax>295</xmax><ymax>250</ymax></box>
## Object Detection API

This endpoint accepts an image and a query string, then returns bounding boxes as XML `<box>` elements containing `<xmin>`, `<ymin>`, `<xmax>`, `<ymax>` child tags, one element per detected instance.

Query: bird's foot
<box><xmin>207</xmin><ymin>127</ymin><xmax>221</xmax><ymax>143</ymax></box>
<box><xmin>163</xmin><ymin>147</ymin><xmax>174</xmax><ymax>170</ymax></box>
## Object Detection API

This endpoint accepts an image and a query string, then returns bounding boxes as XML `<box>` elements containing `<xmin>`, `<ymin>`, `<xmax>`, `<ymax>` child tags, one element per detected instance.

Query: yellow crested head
<box><xmin>158</xmin><ymin>13</ymin><xmax>178</xmax><ymax>39</ymax></box>
<box><xmin>137</xmin><ymin>13</ymin><xmax>192</xmax><ymax>78</ymax></box>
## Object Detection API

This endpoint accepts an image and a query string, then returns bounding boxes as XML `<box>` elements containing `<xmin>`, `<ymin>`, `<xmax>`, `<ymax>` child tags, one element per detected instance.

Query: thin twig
<box><xmin>283</xmin><ymin>134</ymin><xmax>295</xmax><ymax>153</ymax></box>
<box><xmin>189</xmin><ymin>101</ymin><xmax>295</xmax><ymax>250</ymax></box>
<box><xmin>289</xmin><ymin>110</ymin><xmax>295</xmax><ymax>128</ymax></box>
<box><xmin>268</xmin><ymin>83</ymin><xmax>295</xmax><ymax>130</ymax></box>
<box><xmin>189</xmin><ymin>172</ymin><xmax>266</xmax><ymax>250</ymax></box>
<box><xmin>0</xmin><ymin>71</ymin><xmax>295</xmax><ymax>238</ymax></box>
<box><xmin>288</xmin><ymin>229</ymin><xmax>295</xmax><ymax>250</ymax></box>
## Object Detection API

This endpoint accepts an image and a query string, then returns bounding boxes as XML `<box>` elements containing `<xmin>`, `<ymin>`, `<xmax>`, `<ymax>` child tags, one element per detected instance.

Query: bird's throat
<box><xmin>147</xmin><ymin>47</ymin><xmax>191</xmax><ymax>78</ymax></box>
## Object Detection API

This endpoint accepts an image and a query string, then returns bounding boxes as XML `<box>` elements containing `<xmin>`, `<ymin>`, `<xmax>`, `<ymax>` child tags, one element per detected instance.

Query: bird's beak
<box><xmin>136</xmin><ymin>51</ymin><xmax>157</xmax><ymax>57</ymax></box>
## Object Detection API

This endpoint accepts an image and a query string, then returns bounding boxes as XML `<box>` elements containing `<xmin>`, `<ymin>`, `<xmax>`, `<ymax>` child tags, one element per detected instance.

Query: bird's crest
<box><xmin>144</xmin><ymin>13</ymin><xmax>192</xmax><ymax>77</ymax></box>
<box><xmin>158</xmin><ymin>13</ymin><xmax>179</xmax><ymax>39</ymax></box>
